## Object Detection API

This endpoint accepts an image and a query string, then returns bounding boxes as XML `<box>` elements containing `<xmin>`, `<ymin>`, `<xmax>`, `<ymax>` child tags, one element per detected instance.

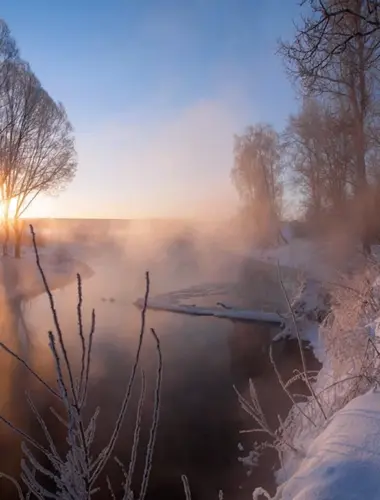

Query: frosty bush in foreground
<box><xmin>0</xmin><ymin>225</ymin><xmax>162</xmax><ymax>499</ymax></box>
<box><xmin>242</xmin><ymin>258</ymin><xmax>380</xmax><ymax>498</ymax></box>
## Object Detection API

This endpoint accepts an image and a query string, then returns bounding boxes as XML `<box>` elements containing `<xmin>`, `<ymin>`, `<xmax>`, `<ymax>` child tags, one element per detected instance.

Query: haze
<box><xmin>2</xmin><ymin>0</ymin><xmax>298</xmax><ymax>220</ymax></box>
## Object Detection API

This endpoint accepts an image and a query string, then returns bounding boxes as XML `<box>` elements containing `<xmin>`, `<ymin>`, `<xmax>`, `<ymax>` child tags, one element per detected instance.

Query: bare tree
<box><xmin>322</xmin><ymin>103</ymin><xmax>355</xmax><ymax>211</ymax></box>
<box><xmin>285</xmin><ymin>98</ymin><xmax>354</xmax><ymax>228</ymax></box>
<box><xmin>280</xmin><ymin>0</ymin><xmax>380</xmax><ymax>251</ymax></box>
<box><xmin>231</xmin><ymin>124</ymin><xmax>284</xmax><ymax>246</ymax></box>
<box><xmin>0</xmin><ymin>19</ymin><xmax>19</xmax><ymax>160</ymax></box>
<box><xmin>285</xmin><ymin>99</ymin><xmax>326</xmax><ymax>222</ymax></box>
<box><xmin>0</xmin><ymin>59</ymin><xmax>76</xmax><ymax>257</ymax></box>
<box><xmin>282</xmin><ymin>1</ymin><xmax>380</xmax><ymax>76</ymax></box>
<box><xmin>0</xmin><ymin>19</ymin><xmax>18</xmax><ymax>85</ymax></box>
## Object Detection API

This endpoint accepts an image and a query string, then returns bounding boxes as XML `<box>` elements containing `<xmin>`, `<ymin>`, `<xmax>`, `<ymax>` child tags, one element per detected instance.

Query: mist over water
<box><xmin>0</xmin><ymin>219</ymin><xmax>315</xmax><ymax>499</ymax></box>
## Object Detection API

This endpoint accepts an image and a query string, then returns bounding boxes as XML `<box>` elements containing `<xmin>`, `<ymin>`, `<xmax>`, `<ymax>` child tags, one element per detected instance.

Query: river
<box><xmin>0</xmin><ymin>237</ymin><xmax>319</xmax><ymax>499</ymax></box>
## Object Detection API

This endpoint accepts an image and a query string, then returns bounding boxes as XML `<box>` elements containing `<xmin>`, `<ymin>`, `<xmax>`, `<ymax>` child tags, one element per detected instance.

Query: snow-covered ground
<box><xmin>273</xmin><ymin>389</ymin><xmax>380</xmax><ymax>500</ymax></box>
<box><xmin>0</xmin><ymin>244</ymin><xmax>93</xmax><ymax>301</ymax></box>
<box><xmin>245</xmin><ymin>239</ymin><xmax>380</xmax><ymax>500</ymax></box>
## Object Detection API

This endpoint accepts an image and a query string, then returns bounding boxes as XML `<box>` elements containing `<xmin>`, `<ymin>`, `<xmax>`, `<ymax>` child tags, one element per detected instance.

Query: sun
<box><xmin>0</xmin><ymin>193</ymin><xmax>55</xmax><ymax>221</ymax></box>
<box><xmin>0</xmin><ymin>197</ymin><xmax>18</xmax><ymax>221</ymax></box>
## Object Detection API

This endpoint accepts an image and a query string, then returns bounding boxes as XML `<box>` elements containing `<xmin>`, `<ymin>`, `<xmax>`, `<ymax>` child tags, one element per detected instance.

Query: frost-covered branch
<box><xmin>0</xmin><ymin>225</ymin><xmax>163</xmax><ymax>499</ymax></box>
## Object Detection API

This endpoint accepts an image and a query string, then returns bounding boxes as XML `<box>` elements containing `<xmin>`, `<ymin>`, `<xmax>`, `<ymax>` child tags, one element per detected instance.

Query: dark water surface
<box><xmin>0</xmin><ymin>242</ymin><xmax>319</xmax><ymax>499</ymax></box>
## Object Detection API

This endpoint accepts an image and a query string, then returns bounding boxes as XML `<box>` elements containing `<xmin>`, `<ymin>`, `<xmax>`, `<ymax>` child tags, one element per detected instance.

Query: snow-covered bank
<box><xmin>246</xmin><ymin>236</ymin><xmax>359</xmax><ymax>282</ymax></box>
<box><xmin>133</xmin><ymin>269</ymin><xmax>288</xmax><ymax>325</ymax></box>
<box><xmin>1</xmin><ymin>248</ymin><xmax>94</xmax><ymax>301</ymax></box>
<box><xmin>133</xmin><ymin>247</ymin><xmax>302</xmax><ymax>324</ymax></box>
<box><xmin>274</xmin><ymin>389</ymin><xmax>380</xmax><ymax>500</ymax></box>
<box><xmin>134</xmin><ymin>297</ymin><xmax>283</xmax><ymax>324</ymax></box>
<box><xmin>248</xmin><ymin>240</ymin><xmax>380</xmax><ymax>499</ymax></box>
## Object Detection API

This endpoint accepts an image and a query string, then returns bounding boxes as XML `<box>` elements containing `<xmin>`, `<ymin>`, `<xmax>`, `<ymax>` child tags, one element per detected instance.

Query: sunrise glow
<box><xmin>0</xmin><ymin>197</ymin><xmax>18</xmax><ymax>220</ymax></box>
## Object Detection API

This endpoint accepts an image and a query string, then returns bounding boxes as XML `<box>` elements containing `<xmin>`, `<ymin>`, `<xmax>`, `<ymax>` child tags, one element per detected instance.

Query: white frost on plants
<box><xmin>255</xmin><ymin>247</ymin><xmax>380</xmax><ymax>500</ymax></box>
<box><xmin>273</xmin><ymin>278</ymin><xmax>329</xmax><ymax>362</ymax></box>
<box><xmin>275</xmin><ymin>389</ymin><xmax>380</xmax><ymax>500</ymax></box>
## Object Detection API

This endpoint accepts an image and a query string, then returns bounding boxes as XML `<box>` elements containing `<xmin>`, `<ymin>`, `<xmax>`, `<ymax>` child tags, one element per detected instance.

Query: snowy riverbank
<box><xmin>247</xmin><ymin>240</ymin><xmax>380</xmax><ymax>499</ymax></box>
<box><xmin>0</xmin><ymin>245</ymin><xmax>94</xmax><ymax>301</ymax></box>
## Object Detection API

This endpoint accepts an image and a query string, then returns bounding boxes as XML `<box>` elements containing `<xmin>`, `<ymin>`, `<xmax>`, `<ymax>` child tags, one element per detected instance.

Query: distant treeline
<box><xmin>232</xmin><ymin>2</ymin><xmax>380</xmax><ymax>251</ymax></box>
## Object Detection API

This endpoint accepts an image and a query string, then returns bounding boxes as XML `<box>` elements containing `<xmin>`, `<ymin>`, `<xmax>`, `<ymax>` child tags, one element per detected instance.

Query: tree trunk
<box><xmin>2</xmin><ymin>198</ymin><xmax>11</xmax><ymax>256</ymax></box>
<box><xmin>356</xmin><ymin>124</ymin><xmax>371</xmax><ymax>254</ymax></box>
<box><xmin>3</xmin><ymin>222</ymin><xmax>9</xmax><ymax>256</ymax></box>
<box><xmin>353</xmin><ymin>11</ymin><xmax>370</xmax><ymax>254</ymax></box>
<box><xmin>14</xmin><ymin>233</ymin><xmax>21</xmax><ymax>258</ymax></box>
<box><xmin>13</xmin><ymin>218</ymin><xmax>23</xmax><ymax>259</ymax></box>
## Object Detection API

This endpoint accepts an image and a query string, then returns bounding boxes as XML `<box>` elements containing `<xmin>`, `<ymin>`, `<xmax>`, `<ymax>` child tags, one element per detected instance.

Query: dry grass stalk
<box><xmin>0</xmin><ymin>225</ymin><xmax>163</xmax><ymax>499</ymax></box>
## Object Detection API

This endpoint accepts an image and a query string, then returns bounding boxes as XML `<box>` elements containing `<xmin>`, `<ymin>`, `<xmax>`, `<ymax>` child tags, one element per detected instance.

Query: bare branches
<box><xmin>318</xmin><ymin>1</ymin><xmax>380</xmax><ymax>31</ymax></box>
<box><xmin>0</xmin><ymin>338</ymin><xmax>61</xmax><ymax>399</ymax></box>
<box><xmin>231</xmin><ymin>124</ymin><xmax>284</xmax><ymax>246</ymax></box>
<box><xmin>234</xmin><ymin>379</ymin><xmax>300</xmax><ymax>457</ymax></box>
<box><xmin>138</xmin><ymin>329</ymin><xmax>162</xmax><ymax>500</ymax></box>
<box><xmin>0</xmin><ymin>30</ymin><xmax>76</xmax><ymax>256</ymax></box>
<box><xmin>80</xmin><ymin>309</ymin><xmax>95</xmax><ymax>409</ymax></box>
<box><xmin>0</xmin><ymin>226</ymin><xmax>163</xmax><ymax>498</ymax></box>
<box><xmin>269</xmin><ymin>344</ymin><xmax>317</xmax><ymax>427</ymax></box>
<box><xmin>0</xmin><ymin>473</ymin><xmax>24</xmax><ymax>499</ymax></box>
<box><xmin>89</xmin><ymin>271</ymin><xmax>151</xmax><ymax>486</ymax></box>
<box><xmin>181</xmin><ymin>475</ymin><xmax>192</xmax><ymax>500</ymax></box>
<box><xmin>76</xmin><ymin>274</ymin><xmax>86</xmax><ymax>400</ymax></box>
<box><xmin>277</xmin><ymin>263</ymin><xmax>327</xmax><ymax>420</ymax></box>
<box><xmin>122</xmin><ymin>371</ymin><xmax>146</xmax><ymax>499</ymax></box>
<box><xmin>30</xmin><ymin>224</ymin><xmax>80</xmax><ymax>405</ymax></box>
<box><xmin>281</xmin><ymin>1</ymin><xmax>380</xmax><ymax>84</ymax></box>
<box><xmin>284</xmin><ymin>97</ymin><xmax>355</xmax><ymax>224</ymax></box>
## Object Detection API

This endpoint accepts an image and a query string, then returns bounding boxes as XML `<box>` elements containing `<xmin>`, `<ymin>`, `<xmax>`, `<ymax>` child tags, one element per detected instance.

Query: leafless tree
<box><xmin>280</xmin><ymin>0</ymin><xmax>380</xmax><ymax>251</ymax></box>
<box><xmin>282</xmin><ymin>1</ymin><xmax>380</xmax><ymax>76</ymax></box>
<box><xmin>323</xmin><ymin>104</ymin><xmax>356</xmax><ymax>209</ymax></box>
<box><xmin>0</xmin><ymin>59</ymin><xmax>76</xmax><ymax>257</ymax></box>
<box><xmin>0</xmin><ymin>19</ymin><xmax>18</xmax><ymax>86</ymax></box>
<box><xmin>285</xmin><ymin>98</ymin><xmax>354</xmax><ymax>227</ymax></box>
<box><xmin>285</xmin><ymin>99</ymin><xmax>326</xmax><ymax>222</ymax></box>
<box><xmin>231</xmin><ymin>124</ymin><xmax>284</xmax><ymax>246</ymax></box>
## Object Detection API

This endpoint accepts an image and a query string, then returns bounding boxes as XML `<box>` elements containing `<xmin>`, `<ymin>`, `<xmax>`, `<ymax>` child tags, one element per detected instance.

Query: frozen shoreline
<box><xmin>1</xmin><ymin>250</ymin><xmax>94</xmax><ymax>302</ymax></box>
<box><xmin>246</xmin><ymin>239</ymin><xmax>380</xmax><ymax>500</ymax></box>
<box><xmin>134</xmin><ymin>296</ymin><xmax>283</xmax><ymax>324</ymax></box>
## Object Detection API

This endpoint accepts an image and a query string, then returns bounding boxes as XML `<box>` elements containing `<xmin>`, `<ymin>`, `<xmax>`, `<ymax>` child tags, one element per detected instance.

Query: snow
<box><xmin>275</xmin><ymin>389</ymin><xmax>380</xmax><ymax>500</ymax></box>
<box><xmin>134</xmin><ymin>296</ymin><xmax>283</xmax><ymax>324</ymax></box>
<box><xmin>273</xmin><ymin>278</ymin><xmax>329</xmax><ymax>363</ymax></box>
<box><xmin>134</xmin><ymin>274</ymin><xmax>287</xmax><ymax>324</ymax></box>
<box><xmin>133</xmin><ymin>239</ymin><xmax>335</xmax><ymax>339</ymax></box>
<box><xmin>250</xmin><ymin>239</ymin><xmax>331</xmax><ymax>281</ymax></box>
<box><xmin>0</xmin><ymin>249</ymin><xmax>94</xmax><ymax>301</ymax></box>
<box><xmin>247</xmin><ymin>240</ymin><xmax>380</xmax><ymax>500</ymax></box>
<box><xmin>5</xmin><ymin>230</ymin><xmax>380</xmax><ymax>499</ymax></box>
<box><xmin>8</xmin><ymin>232</ymin><xmax>380</xmax><ymax>499</ymax></box>
<box><xmin>229</xmin><ymin>238</ymin><xmax>380</xmax><ymax>500</ymax></box>
<box><xmin>279</xmin><ymin>222</ymin><xmax>294</xmax><ymax>244</ymax></box>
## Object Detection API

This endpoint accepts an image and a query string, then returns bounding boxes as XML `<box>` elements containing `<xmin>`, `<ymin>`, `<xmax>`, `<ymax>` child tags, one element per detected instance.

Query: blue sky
<box><xmin>2</xmin><ymin>0</ymin><xmax>300</xmax><ymax>219</ymax></box>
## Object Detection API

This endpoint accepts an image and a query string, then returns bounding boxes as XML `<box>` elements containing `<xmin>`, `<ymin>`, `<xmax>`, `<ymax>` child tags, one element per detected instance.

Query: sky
<box><xmin>2</xmin><ymin>0</ymin><xmax>301</xmax><ymax>220</ymax></box>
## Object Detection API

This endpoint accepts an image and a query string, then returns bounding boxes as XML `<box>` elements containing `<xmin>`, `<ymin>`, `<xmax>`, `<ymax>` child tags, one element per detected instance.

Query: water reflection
<box><xmin>0</xmin><ymin>247</ymin><xmax>319</xmax><ymax>499</ymax></box>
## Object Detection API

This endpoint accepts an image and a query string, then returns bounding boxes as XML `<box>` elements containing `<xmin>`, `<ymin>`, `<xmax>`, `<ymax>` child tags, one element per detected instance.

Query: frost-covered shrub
<box><xmin>0</xmin><ymin>226</ymin><xmax>162</xmax><ymax>499</ymax></box>
<box><xmin>246</xmin><ymin>258</ymin><xmax>380</xmax><ymax>498</ymax></box>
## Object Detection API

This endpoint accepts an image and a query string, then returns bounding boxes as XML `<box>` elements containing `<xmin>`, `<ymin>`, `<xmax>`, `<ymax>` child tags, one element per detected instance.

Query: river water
<box><xmin>0</xmin><ymin>237</ymin><xmax>319</xmax><ymax>499</ymax></box>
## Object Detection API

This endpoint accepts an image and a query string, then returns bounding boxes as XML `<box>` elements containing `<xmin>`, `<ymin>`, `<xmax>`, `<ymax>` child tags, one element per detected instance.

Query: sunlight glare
<box><xmin>0</xmin><ymin>197</ymin><xmax>18</xmax><ymax>220</ymax></box>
